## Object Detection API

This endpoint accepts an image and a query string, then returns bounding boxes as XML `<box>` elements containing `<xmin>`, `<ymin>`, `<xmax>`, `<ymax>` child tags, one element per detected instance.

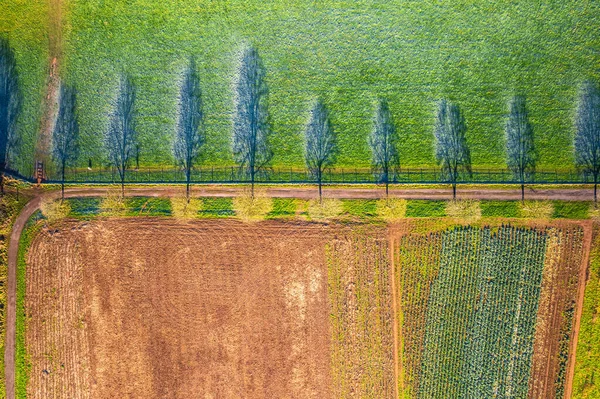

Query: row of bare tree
<box><xmin>1</xmin><ymin>38</ymin><xmax>599</xmax><ymax>203</ymax></box>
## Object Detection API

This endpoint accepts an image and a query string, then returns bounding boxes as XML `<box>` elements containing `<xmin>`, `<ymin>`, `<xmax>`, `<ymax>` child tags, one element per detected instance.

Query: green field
<box><xmin>2</xmin><ymin>1</ymin><xmax>599</xmax><ymax>174</ymax></box>
<box><xmin>573</xmin><ymin>226</ymin><xmax>600</xmax><ymax>399</ymax></box>
<box><xmin>0</xmin><ymin>0</ymin><xmax>48</xmax><ymax>173</ymax></box>
<box><xmin>396</xmin><ymin>224</ymin><xmax>584</xmax><ymax>398</ymax></box>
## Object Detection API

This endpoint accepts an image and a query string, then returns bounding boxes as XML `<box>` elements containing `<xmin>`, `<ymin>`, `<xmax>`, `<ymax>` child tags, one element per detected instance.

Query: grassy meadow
<box><xmin>2</xmin><ymin>1</ymin><xmax>599</xmax><ymax>174</ymax></box>
<box><xmin>0</xmin><ymin>0</ymin><xmax>48</xmax><ymax>173</ymax></box>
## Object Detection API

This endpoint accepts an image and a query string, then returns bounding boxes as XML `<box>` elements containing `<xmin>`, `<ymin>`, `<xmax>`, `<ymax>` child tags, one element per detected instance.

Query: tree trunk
<box><xmin>61</xmin><ymin>163</ymin><xmax>66</xmax><ymax>201</ymax></box>
<box><xmin>521</xmin><ymin>183</ymin><xmax>525</xmax><ymax>203</ymax></box>
<box><xmin>595</xmin><ymin>174</ymin><xmax>598</xmax><ymax>207</ymax></box>
<box><xmin>186</xmin><ymin>167</ymin><xmax>191</xmax><ymax>203</ymax></box>
<box><xmin>384</xmin><ymin>168</ymin><xmax>389</xmax><ymax>199</ymax></box>
<box><xmin>452</xmin><ymin>182</ymin><xmax>456</xmax><ymax>199</ymax></box>
<box><xmin>0</xmin><ymin>171</ymin><xmax>4</xmax><ymax>195</ymax></box>
<box><xmin>120</xmin><ymin>166</ymin><xmax>126</xmax><ymax>197</ymax></box>
<box><xmin>251</xmin><ymin>168</ymin><xmax>255</xmax><ymax>199</ymax></box>
<box><xmin>319</xmin><ymin>178</ymin><xmax>322</xmax><ymax>204</ymax></box>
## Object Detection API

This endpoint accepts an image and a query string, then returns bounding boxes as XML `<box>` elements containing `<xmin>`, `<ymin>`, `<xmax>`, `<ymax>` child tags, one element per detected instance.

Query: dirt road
<box><xmin>564</xmin><ymin>221</ymin><xmax>594</xmax><ymax>399</ymax></box>
<box><xmin>4</xmin><ymin>197</ymin><xmax>41</xmax><ymax>399</ymax></box>
<box><xmin>49</xmin><ymin>184</ymin><xmax>600</xmax><ymax>200</ymax></box>
<box><xmin>3</xmin><ymin>184</ymin><xmax>596</xmax><ymax>399</ymax></box>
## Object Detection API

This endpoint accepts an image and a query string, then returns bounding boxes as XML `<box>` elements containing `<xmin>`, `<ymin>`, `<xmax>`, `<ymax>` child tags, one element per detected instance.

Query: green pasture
<box><xmin>0</xmin><ymin>0</ymin><xmax>48</xmax><ymax>173</ymax></box>
<box><xmin>2</xmin><ymin>1</ymin><xmax>599</xmax><ymax>174</ymax></box>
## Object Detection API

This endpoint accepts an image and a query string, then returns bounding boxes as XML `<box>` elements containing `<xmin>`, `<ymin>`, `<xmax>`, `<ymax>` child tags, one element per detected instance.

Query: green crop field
<box><xmin>2</xmin><ymin>1</ymin><xmax>599</xmax><ymax>175</ymax></box>
<box><xmin>0</xmin><ymin>0</ymin><xmax>48</xmax><ymax>173</ymax></box>
<box><xmin>395</xmin><ymin>224</ymin><xmax>585</xmax><ymax>398</ymax></box>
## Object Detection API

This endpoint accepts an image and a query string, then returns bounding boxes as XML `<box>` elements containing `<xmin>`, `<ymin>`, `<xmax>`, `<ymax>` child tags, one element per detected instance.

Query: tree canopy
<box><xmin>434</xmin><ymin>99</ymin><xmax>471</xmax><ymax>198</ymax></box>
<box><xmin>106</xmin><ymin>75</ymin><xmax>137</xmax><ymax>194</ymax></box>
<box><xmin>506</xmin><ymin>95</ymin><xmax>536</xmax><ymax>200</ymax></box>
<box><xmin>174</xmin><ymin>57</ymin><xmax>205</xmax><ymax>200</ymax></box>
<box><xmin>232</xmin><ymin>45</ymin><xmax>272</xmax><ymax>194</ymax></box>
<box><xmin>305</xmin><ymin>98</ymin><xmax>336</xmax><ymax>200</ymax></box>
<box><xmin>52</xmin><ymin>83</ymin><xmax>80</xmax><ymax>198</ymax></box>
<box><xmin>575</xmin><ymin>81</ymin><xmax>600</xmax><ymax>202</ymax></box>
<box><xmin>0</xmin><ymin>37</ymin><xmax>21</xmax><ymax>191</ymax></box>
<box><xmin>370</xmin><ymin>98</ymin><xmax>400</xmax><ymax>196</ymax></box>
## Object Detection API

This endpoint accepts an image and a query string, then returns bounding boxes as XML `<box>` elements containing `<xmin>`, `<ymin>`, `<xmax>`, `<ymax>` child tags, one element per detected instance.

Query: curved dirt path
<box><xmin>4</xmin><ymin>196</ymin><xmax>41</xmax><ymax>399</ymax></box>
<box><xmin>4</xmin><ymin>184</ymin><xmax>597</xmax><ymax>399</ymax></box>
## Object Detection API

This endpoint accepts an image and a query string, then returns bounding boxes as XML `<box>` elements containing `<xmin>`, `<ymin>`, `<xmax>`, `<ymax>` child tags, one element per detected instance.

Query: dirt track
<box><xmin>564</xmin><ymin>222</ymin><xmax>594</xmax><ymax>399</ymax></box>
<box><xmin>4</xmin><ymin>184</ymin><xmax>597</xmax><ymax>399</ymax></box>
<box><xmin>54</xmin><ymin>185</ymin><xmax>600</xmax><ymax>201</ymax></box>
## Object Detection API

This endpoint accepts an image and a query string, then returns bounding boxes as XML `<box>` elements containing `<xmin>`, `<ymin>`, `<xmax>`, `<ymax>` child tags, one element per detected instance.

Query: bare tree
<box><xmin>370</xmin><ymin>98</ymin><xmax>400</xmax><ymax>197</ymax></box>
<box><xmin>232</xmin><ymin>45</ymin><xmax>272</xmax><ymax>197</ymax></box>
<box><xmin>174</xmin><ymin>57</ymin><xmax>205</xmax><ymax>201</ymax></box>
<box><xmin>506</xmin><ymin>95</ymin><xmax>536</xmax><ymax>202</ymax></box>
<box><xmin>0</xmin><ymin>37</ymin><xmax>21</xmax><ymax>194</ymax></box>
<box><xmin>305</xmin><ymin>99</ymin><xmax>336</xmax><ymax>201</ymax></box>
<box><xmin>434</xmin><ymin>99</ymin><xmax>471</xmax><ymax>199</ymax></box>
<box><xmin>105</xmin><ymin>75</ymin><xmax>137</xmax><ymax>196</ymax></box>
<box><xmin>575</xmin><ymin>81</ymin><xmax>600</xmax><ymax>205</ymax></box>
<box><xmin>52</xmin><ymin>83</ymin><xmax>80</xmax><ymax>200</ymax></box>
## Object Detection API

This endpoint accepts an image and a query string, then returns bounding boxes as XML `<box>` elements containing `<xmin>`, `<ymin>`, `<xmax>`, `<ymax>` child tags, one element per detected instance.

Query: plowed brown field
<box><xmin>26</xmin><ymin>219</ymin><xmax>338</xmax><ymax>399</ymax></box>
<box><xmin>21</xmin><ymin>216</ymin><xmax>591</xmax><ymax>399</ymax></box>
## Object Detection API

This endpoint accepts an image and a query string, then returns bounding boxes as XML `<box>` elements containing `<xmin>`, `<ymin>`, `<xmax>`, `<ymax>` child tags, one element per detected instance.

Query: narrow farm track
<box><xmin>35</xmin><ymin>0</ymin><xmax>64</xmax><ymax>162</ymax></box>
<box><xmin>3</xmin><ymin>184</ymin><xmax>597</xmax><ymax>399</ymax></box>
<box><xmin>50</xmin><ymin>184</ymin><xmax>600</xmax><ymax>201</ymax></box>
<box><xmin>564</xmin><ymin>221</ymin><xmax>594</xmax><ymax>399</ymax></box>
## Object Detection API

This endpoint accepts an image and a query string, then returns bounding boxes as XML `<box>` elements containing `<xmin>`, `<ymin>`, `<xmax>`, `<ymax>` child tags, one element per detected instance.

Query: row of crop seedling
<box><xmin>397</xmin><ymin>226</ymin><xmax>548</xmax><ymax>398</ymax></box>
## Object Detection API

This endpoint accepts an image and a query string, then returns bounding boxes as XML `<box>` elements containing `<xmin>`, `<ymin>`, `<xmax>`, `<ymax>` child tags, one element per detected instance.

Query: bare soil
<box><xmin>563</xmin><ymin>221</ymin><xmax>594</xmax><ymax>399</ymax></box>
<box><xmin>5</xmin><ymin>187</ymin><xmax>596</xmax><ymax>399</ymax></box>
<box><xmin>25</xmin><ymin>219</ymin><xmax>334</xmax><ymax>398</ymax></box>
<box><xmin>528</xmin><ymin>224</ymin><xmax>586</xmax><ymax>398</ymax></box>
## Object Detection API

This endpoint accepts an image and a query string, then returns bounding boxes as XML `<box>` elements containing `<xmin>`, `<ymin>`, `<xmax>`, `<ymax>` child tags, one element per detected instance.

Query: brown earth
<box><xmin>25</xmin><ymin>219</ymin><xmax>335</xmax><ymax>398</ymax></box>
<box><xmin>5</xmin><ymin>185</ymin><xmax>599</xmax><ymax>399</ymax></box>
<box><xmin>49</xmin><ymin>185</ymin><xmax>600</xmax><ymax>201</ymax></box>
<box><xmin>563</xmin><ymin>221</ymin><xmax>594</xmax><ymax>399</ymax></box>
<box><xmin>528</xmin><ymin>224</ymin><xmax>587</xmax><ymax>399</ymax></box>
